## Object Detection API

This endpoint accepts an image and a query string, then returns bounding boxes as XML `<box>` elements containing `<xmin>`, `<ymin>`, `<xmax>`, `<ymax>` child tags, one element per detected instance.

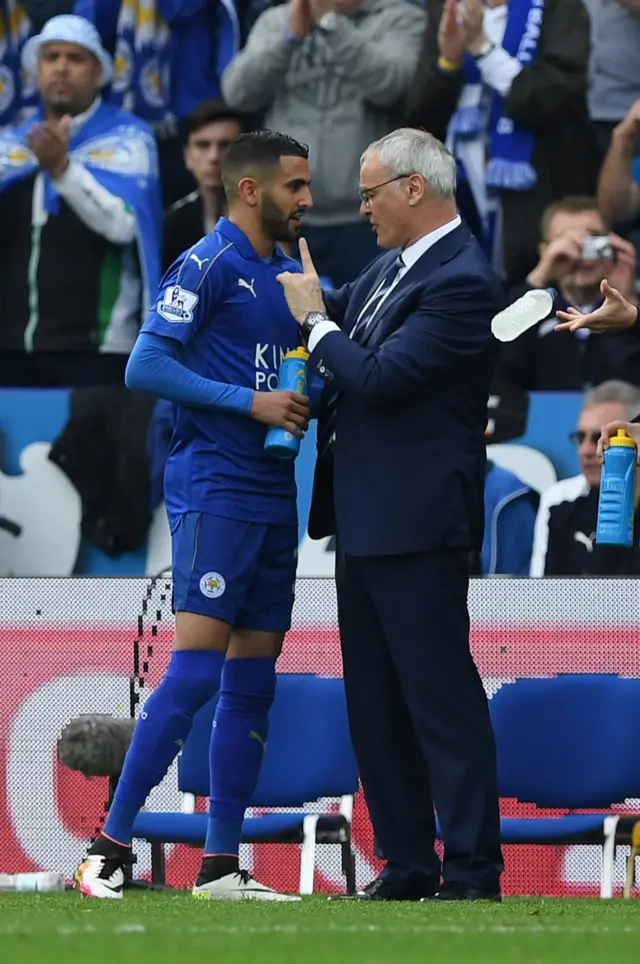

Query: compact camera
<box><xmin>581</xmin><ymin>235</ymin><xmax>615</xmax><ymax>261</ymax></box>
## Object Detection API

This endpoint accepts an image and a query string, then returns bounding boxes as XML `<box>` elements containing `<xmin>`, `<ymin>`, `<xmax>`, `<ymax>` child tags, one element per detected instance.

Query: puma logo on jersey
<box><xmin>190</xmin><ymin>253</ymin><xmax>210</xmax><ymax>270</ymax></box>
<box><xmin>238</xmin><ymin>278</ymin><xmax>257</xmax><ymax>298</ymax></box>
<box><xmin>573</xmin><ymin>531</ymin><xmax>595</xmax><ymax>552</ymax></box>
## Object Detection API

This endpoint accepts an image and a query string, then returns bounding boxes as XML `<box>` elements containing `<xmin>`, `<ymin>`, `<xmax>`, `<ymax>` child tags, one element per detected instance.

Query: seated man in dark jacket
<box><xmin>530</xmin><ymin>379</ymin><xmax>640</xmax><ymax>575</ymax></box>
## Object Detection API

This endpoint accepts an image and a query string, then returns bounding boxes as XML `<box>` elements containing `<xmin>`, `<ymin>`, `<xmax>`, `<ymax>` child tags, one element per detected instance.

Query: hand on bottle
<box><xmin>597</xmin><ymin>421</ymin><xmax>640</xmax><ymax>463</ymax></box>
<box><xmin>250</xmin><ymin>390</ymin><xmax>310</xmax><ymax>437</ymax></box>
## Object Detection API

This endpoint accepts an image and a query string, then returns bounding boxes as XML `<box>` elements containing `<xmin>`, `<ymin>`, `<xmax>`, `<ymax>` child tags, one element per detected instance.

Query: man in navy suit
<box><xmin>277</xmin><ymin>128</ymin><xmax>504</xmax><ymax>902</ymax></box>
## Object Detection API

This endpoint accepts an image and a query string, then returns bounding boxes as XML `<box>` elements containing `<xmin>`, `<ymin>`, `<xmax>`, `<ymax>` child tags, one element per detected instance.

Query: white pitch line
<box><xmin>1</xmin><ymin>923</ymin><xmax>640</xmax><ymax>937</ymax></box>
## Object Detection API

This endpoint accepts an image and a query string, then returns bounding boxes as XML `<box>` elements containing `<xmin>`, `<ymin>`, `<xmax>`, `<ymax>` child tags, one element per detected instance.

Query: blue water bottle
<box><xmin>264</xmin><ymin>347</ymin><xmax>309</xmax><ymax>459</ymax></box>
<box><xmin>596</xmin><ymin>429</ymin><xmax>637</xmax><ymax>546</ymax></box>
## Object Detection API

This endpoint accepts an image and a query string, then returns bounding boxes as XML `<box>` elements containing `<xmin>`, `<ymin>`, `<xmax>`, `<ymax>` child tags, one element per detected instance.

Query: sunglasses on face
<box><xmin>569</xmin><ymin>430</ymin><xmax>600</xmax><ymax>446</ymax></box>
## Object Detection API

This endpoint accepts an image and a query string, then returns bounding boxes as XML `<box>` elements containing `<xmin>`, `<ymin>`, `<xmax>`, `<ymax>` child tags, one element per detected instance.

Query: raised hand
<box><xmin>250</xmin><ymin>390</ymin><xmax>310</xmax><ymax>438</ymax></box>
<box><xmin>614</xmin><ymin>98</ymin><xmax>640</xmax><ymax>144</ymax></box>
<box><xmin>310</xmin><ymin>0</ymin><xmax>361</xmax><ymax>20</ymax></box>
<box><xmin>461</xmin><ymin>0</ymin><xmax>486</xmax><ymax>56</ymax></box>
<box><xmin>527</xmin><ymin>232</ymin><xmax>583</xmax><ymax>289</ymax></box>
<box><xmin>290</xmin><ymin>0</ymin><xmax>312</xmax><ymax>40</ymax></box>
<box><xmin>555</xmin><ymin>279</ymin><xmax>638</xmax><ymax>333</ymax></box>
<box><xmin>27</xmin><ymin>114</ymin><xmax>71</xmax><ymax>177</ymax></box>
<box><xmin>309</xmin><ymin>0</ymin><xmax>335</xmax><ymax>19</ymax></box>
<box><xmin>276</xmin><ymin>238</ymin><xmax>325</xmax><ymax>324</ymax></box>
<box><xmin>438</xmin><ymin>0</ymin><xmax>465</xmax><ymax>65</ymax></box>
<box><xmin>605</xmin><ymin>233</ymin><xmax>638</xmax><ymax>303</ymax></box>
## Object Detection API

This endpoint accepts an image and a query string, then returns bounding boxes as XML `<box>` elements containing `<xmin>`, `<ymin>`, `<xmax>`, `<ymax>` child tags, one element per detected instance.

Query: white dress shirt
<box><xmin>307</xmin><ymin>215</ymin><xmax>462</xmax><ymax>353</ymax></box>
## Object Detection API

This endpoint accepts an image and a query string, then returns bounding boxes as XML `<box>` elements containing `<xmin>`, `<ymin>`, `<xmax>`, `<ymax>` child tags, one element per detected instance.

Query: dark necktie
<box><xmin>318</xmin><ymin>255</ymin><xmax>404</xmax><ymax>458</ymax></box>
<box><xmin>349</xmin><ymin>255</ymin><xmax>404</xmax><ymax>343</ymax></box>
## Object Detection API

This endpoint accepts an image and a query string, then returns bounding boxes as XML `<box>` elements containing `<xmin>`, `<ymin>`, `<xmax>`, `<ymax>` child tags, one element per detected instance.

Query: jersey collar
<box><xmin>216</xmin><ymin>217</ymin><xmax>264</xmax><ymax>262</ymax></box>
<box><xmin>215</xmin><ymin>217</ymin><xmax>294</xmax><ymax>266</ymax></box>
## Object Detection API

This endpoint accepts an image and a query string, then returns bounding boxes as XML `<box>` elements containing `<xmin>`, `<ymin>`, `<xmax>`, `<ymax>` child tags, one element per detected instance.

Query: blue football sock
<box><xmin>205</xmin><ymin>657</ymin><xmax>277</xmax><ymax>857</ymax></box>
<box><xmin>102</xmin><ymin>649</ymin><xmax>224</xmax><ymax>847</ymax></box>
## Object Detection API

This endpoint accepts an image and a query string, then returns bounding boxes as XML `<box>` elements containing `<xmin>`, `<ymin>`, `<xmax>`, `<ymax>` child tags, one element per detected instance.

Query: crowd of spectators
<box><xmin>1</xmin><ymin>0</ymin><xmax>640</xmax><ymax>579</ymax></box>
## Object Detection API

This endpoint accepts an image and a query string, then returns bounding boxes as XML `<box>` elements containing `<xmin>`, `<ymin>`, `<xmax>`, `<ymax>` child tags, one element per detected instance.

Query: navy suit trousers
<box><xmin>335</xmin><ymin>546</ymin><xmax>503</xmax><ymax>892</ymax></box>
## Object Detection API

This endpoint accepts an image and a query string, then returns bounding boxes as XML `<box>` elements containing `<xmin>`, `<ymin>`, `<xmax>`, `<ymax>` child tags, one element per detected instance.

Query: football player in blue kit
<box><xmin>75</xmin><ymin>131</ymin><xmax>313</xmax><ymax>901</ymax></box>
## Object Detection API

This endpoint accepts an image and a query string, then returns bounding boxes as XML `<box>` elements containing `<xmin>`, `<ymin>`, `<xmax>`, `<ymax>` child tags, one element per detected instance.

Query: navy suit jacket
<box><xmin>307</xmin><ymin>222</ymin><xmax>505</xmax><ymax>557</ymax></box>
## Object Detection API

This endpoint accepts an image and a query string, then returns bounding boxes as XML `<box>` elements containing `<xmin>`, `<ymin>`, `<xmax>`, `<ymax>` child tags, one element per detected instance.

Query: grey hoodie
<box><xmin>583</xmin><ymin>0</ymin><xmax>640</xmax><ymax>123</ymax></box>
<box><xmin>221</xmin><ymin>0</ymin><xmax>426</xmax><ymax>226</ymax></box>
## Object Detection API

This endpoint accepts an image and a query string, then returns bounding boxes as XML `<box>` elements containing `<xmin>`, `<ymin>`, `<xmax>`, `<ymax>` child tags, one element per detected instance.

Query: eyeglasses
<box><xmin>569</xmin><ymin>430</ymin><xmax>601</xmax><ymax>446</ymax></box>
<box><xmin>358</xmin><ymin>174</ymin><xmax>413</xmax><ymax>206</ymax></box>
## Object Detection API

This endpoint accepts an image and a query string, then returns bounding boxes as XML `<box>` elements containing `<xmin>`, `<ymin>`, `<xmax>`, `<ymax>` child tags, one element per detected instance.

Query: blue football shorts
<box><xmin>171</xmin><ymin>511</ymin><xmax>298</xmax><ymax>632</ymax></box>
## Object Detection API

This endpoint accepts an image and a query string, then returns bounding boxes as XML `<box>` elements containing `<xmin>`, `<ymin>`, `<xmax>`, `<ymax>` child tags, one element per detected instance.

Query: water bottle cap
<box><xmin>284</xmin><ymin>347</ymin><xmax>309</xmax><ymax>361</ymax></box>
<box><xmin>609</xmin><ymin>429</ymin><xmax>636</xmax><ymax>448</ymax></box>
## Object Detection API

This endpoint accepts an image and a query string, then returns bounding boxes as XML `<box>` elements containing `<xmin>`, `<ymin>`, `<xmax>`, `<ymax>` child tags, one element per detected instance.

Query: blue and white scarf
<box><xmin>446</xmin><ymin>0</ymin><xmax>544</xmax><ymax>269</ymax></box>
<box><xmin>0</xmin><ymin>100</ymin><xmax>162</xmax><ymax>307</ymax></box>
<box><xmin>110</xmin><ymin>0</ymin><xmax>171</xmax><ymax>124</ymax></box>
<box><xmin>0</xmin><ymin>0</ymin><xmax>34</xmax><ymax>129</ymax></box>
<box><xmin>448</xmin><ymin>0</ymin><xmax>543</xmax><ymax>191</ymax></box>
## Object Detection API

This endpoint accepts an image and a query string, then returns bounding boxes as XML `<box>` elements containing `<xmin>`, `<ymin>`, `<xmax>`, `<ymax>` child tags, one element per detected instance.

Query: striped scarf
<box><xmin>0</xmin><ymin>0</ymin><xmax>34</xmax><ymax>129</ymax></box>
<box><xmin>110</xmin><ymin>0</ymin><xmax>170</xmax><ymax>123</ymax></box>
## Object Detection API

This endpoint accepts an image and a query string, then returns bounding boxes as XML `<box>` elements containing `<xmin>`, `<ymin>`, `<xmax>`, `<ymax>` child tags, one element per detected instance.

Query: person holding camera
<box><xmin>495</xmin><ymin>195</ymin><xmax>640</xmax><ymax>390</ymax></box>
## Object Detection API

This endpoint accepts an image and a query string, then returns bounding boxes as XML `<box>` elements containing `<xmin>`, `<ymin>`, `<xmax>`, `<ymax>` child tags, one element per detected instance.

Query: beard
<box><xmin>260</xmin><ymin>192</ymin><xmax>304</xmax><ymax>243</ymax></box>
<box><xmin>45</xmin><ymin>94</ymin><xmax>76</xmax><ymax>116</ymax></box>
<box><xmin>44</xmin><ymin>87</ymin><xmax>91</xmax><ymax>119</ymax></box>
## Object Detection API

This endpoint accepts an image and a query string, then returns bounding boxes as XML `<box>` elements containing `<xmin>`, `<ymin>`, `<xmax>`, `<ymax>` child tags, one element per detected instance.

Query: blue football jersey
<box><xmin>142</xmin><ymin>218</ymin><xmax>304</xmax><ymax>528</ymax></box>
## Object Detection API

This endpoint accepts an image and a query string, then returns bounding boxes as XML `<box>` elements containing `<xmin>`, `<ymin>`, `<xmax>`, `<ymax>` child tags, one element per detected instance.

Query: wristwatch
<box><xmin>317</xmin><ymin>11</ymin><xmax>338</xmax><ymax>31</ymax></box>
<box><xmin>472</xmin><ymin>40</ymin><xmax>495</xmax><ymax>60</ymax></box>
<box><xmin>301</xmin><ymin>310</ymin><xmax>329</xmax><ymax>344</ymax></box>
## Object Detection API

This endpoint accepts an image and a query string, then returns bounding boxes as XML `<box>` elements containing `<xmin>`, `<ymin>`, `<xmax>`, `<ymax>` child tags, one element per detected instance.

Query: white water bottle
<box><xmin>491</xmin><ymin>288</ymin><xmax>557</xmax><ymax>342</ymax></box>
<box><xmin>0</xmin><ymin>872</ymin><xmax>65</xmax><ymax>892</ymax></box>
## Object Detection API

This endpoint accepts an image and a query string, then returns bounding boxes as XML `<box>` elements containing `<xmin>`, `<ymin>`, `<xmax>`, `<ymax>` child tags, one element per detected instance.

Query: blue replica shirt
<box><xmin>141</xmin><ymin>217</ymin><xmax>303</xmax><ymax>528</ymax></box>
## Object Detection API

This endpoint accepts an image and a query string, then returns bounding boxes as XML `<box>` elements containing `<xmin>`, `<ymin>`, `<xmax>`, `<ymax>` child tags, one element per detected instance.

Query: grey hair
<box><xmin>583</xmin><ymin>380</ymin><xmax>640</xmax><ymax>421</ymax></box>
<box><xmin>361</xmin><ymin>128</ymin><xmax>457</xmax><ymax>200</ymax></box>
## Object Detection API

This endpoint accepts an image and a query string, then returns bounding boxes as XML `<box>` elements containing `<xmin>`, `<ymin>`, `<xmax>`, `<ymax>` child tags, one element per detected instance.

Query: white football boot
<box><xmin>192</xmin><ymin>869</ymin><xmax>301</xmax><ymax>901</ymax></box>
<box><xmin>74</xmin><ymin>855</ymin><xmax>125</xmax><ymax>899</ymax></box>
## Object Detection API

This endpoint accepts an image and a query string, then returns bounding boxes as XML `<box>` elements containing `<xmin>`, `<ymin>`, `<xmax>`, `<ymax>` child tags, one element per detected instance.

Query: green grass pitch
<box><xmin>1</xmin><ymin>892</ymin><xmax>640</xmax><ymax>963</ymax></box>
